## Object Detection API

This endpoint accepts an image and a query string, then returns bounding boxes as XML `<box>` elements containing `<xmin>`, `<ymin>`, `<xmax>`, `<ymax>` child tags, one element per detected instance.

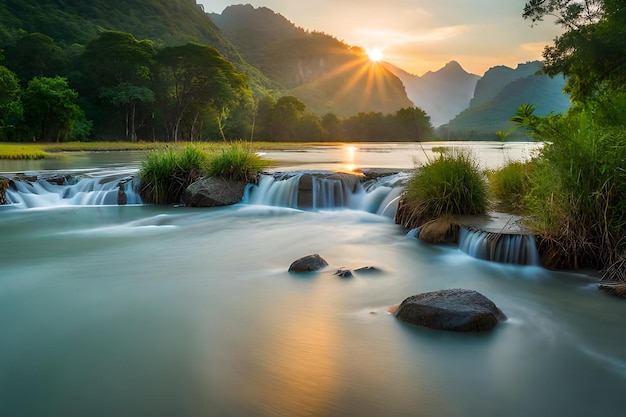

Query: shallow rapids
<box><xmin>1</xmin><ymin>203</ymin><xmax>625</xmax><ymax>417</ymax></box>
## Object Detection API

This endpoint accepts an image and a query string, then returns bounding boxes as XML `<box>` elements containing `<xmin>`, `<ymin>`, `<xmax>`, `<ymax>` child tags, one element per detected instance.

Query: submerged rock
<box><xmin>334</xmin><ymin>268</ymin><xmax>353</xmax><ymax>278</ymax></box>
<box><xmin>288</xmin><ymin>254</ymin><xmax>328</xmax><ymax>273</ymax></box>
<box><xmin>183</xmin><ymin>177</ymin><xmax>248</xmax><ymax>207</ymax></box>
<box><xmin>394</xmin><ymin>288</ymin><xmax>506</xmax><ymax>332</ymax></box>
<box><xmin>354</xmin><ymin>266</ymin><xmax>381</xmax><ymax>274</ymax></box>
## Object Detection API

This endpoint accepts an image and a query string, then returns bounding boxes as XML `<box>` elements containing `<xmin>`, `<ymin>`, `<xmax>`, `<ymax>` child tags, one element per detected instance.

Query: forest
<box><xmin>0</xmin><ymin>0</ymin><xmax>434</xmax><ymax>144</ymax></box>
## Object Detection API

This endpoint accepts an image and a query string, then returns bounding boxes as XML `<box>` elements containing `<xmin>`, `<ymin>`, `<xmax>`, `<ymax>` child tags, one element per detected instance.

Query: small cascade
<box><xmin>458</xmin><ymin>226</ymin><xmax>539</xmax><ymax>265</ymax></box>
<box><xmin>5</xmin><ymin>175</ymin><xmax>142</xmax><ymax>208</ymax></box>
<box><xmin>242</xmin><ymin>171</ymin><xmax>408</xmax><ymax>216</ymax></box>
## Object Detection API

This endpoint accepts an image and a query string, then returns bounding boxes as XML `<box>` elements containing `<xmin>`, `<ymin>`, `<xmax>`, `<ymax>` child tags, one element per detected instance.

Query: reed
<box><xmin>396</xmin><ymin>148</ymin><xmax>488</xmax><ymax>229</ymax></box>
<box><xmin>524</xmin><ymin>108</ymin><xmax>626</xmax><ymax>277</ymax></box>
<box><xmin>138</xmin><ymin>145</ymin><xmax>210</xmax><ymax>204</ymax></box>
<box><xmin>487</xmin><ymin>161</ymin><xmax>532</xmax><ymax>215</ymax></box>
<box><xmin>207</xmin><ymin>141</ymin><xmax>272</xmax><ymax>182</ymax></box>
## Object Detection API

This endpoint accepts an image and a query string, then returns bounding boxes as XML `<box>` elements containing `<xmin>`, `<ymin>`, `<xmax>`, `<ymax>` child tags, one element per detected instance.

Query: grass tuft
<box><xmin>396</xmin><ymin>148</ymin><xmax>488</xmax><ymax>229</ymax></box>
<box><xmin>207</xmin><ymin>141</ymin><xmax>271</xmax><ymax>182</ymax></box>
<box><xmin>138</xmin><ymin>145</ymin><xmax>210</xmax><ymax>204</ymax></box>
<box><xmin>487</xmin><ymin>161</ymin><xmax>533</xmax><ymax>215</ymax></box>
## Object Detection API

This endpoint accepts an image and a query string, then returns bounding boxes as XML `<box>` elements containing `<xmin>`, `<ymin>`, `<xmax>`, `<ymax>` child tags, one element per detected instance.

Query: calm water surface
<box><xmin>1</xmin><ymin>143</ymin><xmax>624</xmax><ymax>417</ymax></box>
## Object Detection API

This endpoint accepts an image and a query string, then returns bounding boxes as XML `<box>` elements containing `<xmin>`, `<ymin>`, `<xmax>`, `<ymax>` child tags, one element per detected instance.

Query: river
<box><xmin>1</xmin><ymin>142</ymin><xmax>624</xmax><ymax>417</ymax></box>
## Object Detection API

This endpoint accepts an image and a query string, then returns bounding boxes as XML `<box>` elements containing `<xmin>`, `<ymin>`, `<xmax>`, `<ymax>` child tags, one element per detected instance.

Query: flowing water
<box><xmin>1</xmin><ymin>143</ymin><xmax>625</xmax><ymax>417</ymax></box>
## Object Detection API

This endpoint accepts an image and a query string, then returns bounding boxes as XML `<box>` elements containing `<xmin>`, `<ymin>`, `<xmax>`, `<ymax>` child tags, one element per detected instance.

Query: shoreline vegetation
<box><xmin>0</xmin><ymin>141</ymin><xmax>357</xmax><ymax>160</ymax></box>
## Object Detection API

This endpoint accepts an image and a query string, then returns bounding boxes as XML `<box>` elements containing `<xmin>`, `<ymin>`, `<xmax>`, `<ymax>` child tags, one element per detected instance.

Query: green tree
<box><xmin>21</xmin><ymin>76</ymin><xmax>85</xmax><ymax>142</ymax></box>
<box><xmin>78</xmin><ymin>31</ymin><xmax>156</xmax><ymax>140</ymax></box>
<box><xmin>4</xmin><ymin>33</ymin><xmax>68</xmax><ymax>83</ymax></box>
<box><xmin>267</xmin><ymin>96</ymin><xmax>306</xmax><ymax>141</ymax></box>
<box><xmin>0</xmin><ymin>65</ymin><xmax>22</xmax><ymax>141</ymax></box>
<box><xmin>322</xmin><ymin>112</ymin><xmax>341</xmax><ymax>141</ymax></box>
<box><xmin>157</xmin><ymin>42</ymin><xmax>250</xmax><ymax>141</ymax></box>
<box><xmin>524</xmin><ymin>0</ymin><xmax>626</xmax><ymax>101</ymax></box>
<box><xmin>395</xmin><ymin>107</ymin><xmax>433</xmax><ymax>141</ymax></box>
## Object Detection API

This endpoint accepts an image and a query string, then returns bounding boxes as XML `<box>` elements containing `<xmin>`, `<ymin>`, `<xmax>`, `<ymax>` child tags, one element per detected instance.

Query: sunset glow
<box><xmin>204</xmin><ymin>1</ymin><xmax>565</xmax><ymax>76</ymax></box>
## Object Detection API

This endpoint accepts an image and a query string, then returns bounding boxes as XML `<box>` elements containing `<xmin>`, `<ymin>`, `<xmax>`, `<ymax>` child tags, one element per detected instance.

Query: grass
<box><xmin>206</xmin><ymin>141</ymin><xmax>272</xmax><ymax>182</ymax></box>
<box><xmin>138</xmin><ymin>141</ymin><xmax>272</xmax><ymax>204</ymax></box>
<box><xmin>396</xmin><ymin>148</ymin><xmax>488</xmax><ymax>230</ymax></box>
<box><xmin>524</xmin><ymin>108</ymin><xmax>626</xmax><ymax>277</ymax></box>
<box><xmin>487</xmin><ymin>161</ymin><xmax>532</xmax><ymax>215</ymax></box>
<box><xmin>0</xmin><ymin>143</ymin><xmax>52</xmax><ymax>160</ymax></box>
<box><xmin>138</xmin><ymin>145</ymin><xmax>210</xmax><ymax>204</ymax></box>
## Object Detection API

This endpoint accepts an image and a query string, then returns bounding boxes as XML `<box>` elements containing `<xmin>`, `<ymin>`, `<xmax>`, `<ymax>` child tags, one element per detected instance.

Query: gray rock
<box><xmin>334</xmin><ymin>268</ymin><xmax>353</xmax><ymax>278</ymax></box>
<box><xmin>354</xmin><ymin>266</ymin><xmax>381</xmax><ymax>274</ymax></box>
<box><xmin>183</xmin><ymin>177</ymin><xmax>248</xmax><ymax>207</ymax></box>
<box><xmin>394</xmin><ymin>288</ymin><xmax>506</xmax><ymax>332</ymax></box>
<box><xmin>288</xmin><ymin>254</ymin><xmax>328</xmax><ymax>273</ymax></box>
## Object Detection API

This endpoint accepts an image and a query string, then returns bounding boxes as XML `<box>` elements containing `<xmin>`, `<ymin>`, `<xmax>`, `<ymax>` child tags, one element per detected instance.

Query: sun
<box><xmin>366</xmin><ymin>48</ymin><xmax>383</xmax><ymax>62</ymax></box>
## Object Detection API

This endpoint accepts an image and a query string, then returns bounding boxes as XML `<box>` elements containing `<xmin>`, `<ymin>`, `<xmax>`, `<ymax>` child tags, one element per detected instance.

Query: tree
<box><xmin>395</xmin><ymin>107</ymin><xmax>433</xmax><ymax>141</ymax></box>
<box><xmin>0</xmin><ymin>65</ymin><xmax>22</xmax><ymax>141</ymax></box>
<box><xmin>523</xmin><ymin>0</ymin><xmax>626</xmax><ymax>101</ymax></box>
<box><xmin>21</xmin><ymin>76</ymin><xmax>84</xmax><ymax>142</ymax></box>
<box><xmin>267</xmin><ymin>96</ymin><xmax>306</xmax><ymax>141</ymax></box>
<box><xmin>157</xmin><ymin>42</ymin><xmax>250</xmax><ymax>141</ymax></box>
<box><xmin>78</xmin><ymin>31</ymin><xmax>156</xmax><ymax>140</ymax></box>
<box><xmin>4</xmin><ymin>33</ymin><xmax>68</xmax><ymax>83</ymax></box>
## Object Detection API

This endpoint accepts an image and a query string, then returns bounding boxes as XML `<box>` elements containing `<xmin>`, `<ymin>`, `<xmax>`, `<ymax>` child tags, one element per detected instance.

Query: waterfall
<box><xmin>458</xmin><ymin>226</ymin><xmax>539</xmax><ymax>265</ymax></box>
<box><xmin>242</xmin><ymin>171</ymin><xmax>408</xmax><ymax>216</ymax></box>
<box><xmin>5</xmin><ymin>175</ymin><xmax>142</xmax><ymax>208</ymax></box>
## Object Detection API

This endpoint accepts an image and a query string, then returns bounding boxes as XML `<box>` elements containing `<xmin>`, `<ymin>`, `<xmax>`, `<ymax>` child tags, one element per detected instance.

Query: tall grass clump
<box><xmin>396</xmin><ymin>148</ymin><xmax>488</xmax><ymax>230</ymax></box>
<box><xmin>488</xmin><ymin>161</ymin><xmax>533</xmax><ymax>215</ymax></box>
<box><xmin>207</xmin><ymin>141</ymin><xmax>271</xmax><ymax>182</ymax></box>
<box><xmin>139</xmin><ymin>145</ymin><xmax>210</xmax><ymax>204</ymax></box>
<box><xmin>525</xmin><ymin>107</ymin><xmax>626</xmax><ymax>279</ymax></box>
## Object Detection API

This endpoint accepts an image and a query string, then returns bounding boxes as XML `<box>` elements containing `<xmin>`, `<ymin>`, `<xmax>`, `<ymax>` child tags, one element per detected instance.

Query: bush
<box><xmin>139</xmin><ymin>145</ymin><xmax>210</xmax><ymax>204</ymax></box>
<box><xmin>525</xmin><ymin>108</ymin><xmax>626</xmax><ymax>275</ymax></box>
<box><xmin>488</xmin><ymin>161</ymin><xmax>532</xmax><ymax>214</ymax></box>
<box><xmin>396</xmin><ymin>148</ymin><xmax>488</xmax><ymax>229</ymax></box>
<box><xmin>207</xmin><ymin>141</ymin><xmax>271</xmax><ymax>182</ymax></box>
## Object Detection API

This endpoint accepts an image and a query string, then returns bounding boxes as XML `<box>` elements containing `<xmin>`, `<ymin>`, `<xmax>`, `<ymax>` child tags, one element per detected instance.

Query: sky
<box><xmin>199</xmin><ymin>1</ymin><xmax>563</xmax><ymax>76</ymax></box>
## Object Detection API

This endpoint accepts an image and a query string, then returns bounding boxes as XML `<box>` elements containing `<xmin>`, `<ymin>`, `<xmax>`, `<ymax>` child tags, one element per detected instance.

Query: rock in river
<box><xmin>183</xmin><ymin>177</ymin><xmax>248</xmax><ymax>207</ymax></box>
<box><xmin>394</xmin><ymin>288</ymin><xmax>506</xmax><ymax>332</ymax></box>
<box><xmin>288</xmin><ymin>254</ymin><xmax>328</xmax><ymax>273</ymax></box>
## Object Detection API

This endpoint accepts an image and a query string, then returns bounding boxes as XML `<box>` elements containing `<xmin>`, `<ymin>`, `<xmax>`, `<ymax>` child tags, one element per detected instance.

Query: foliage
<box><xmin>396</xmin><ymin>149</ymin><xmax>488</xmax><ymax>229</ymax></box>
<box><xmin>523</xmin><ymin>0</ymin><xmax>626</xmax><ymax>101</ymax></box>
<box><xmin>206</xmin><ymin>141</ymin><xmax>271</xmax><ymax>182</ymax></box>
<box><xmin>138</xmin><ymin>145</ymin><xmax>210</xmax><ymax>204</ymax></box>
<box><xmin>0</xmin><ymin>65</ymin><xmax>22</xmax><ymax>141</ymax></box>
<box><xmin>523</xmin><ymin>107</ymin><xmax>626</xmax><ymax>273</ymax></box>
<box><xmin>488</xmin><ymin>161</ymin><xmax>533</xmax><ymax>214</ymax></box>
<box><xmin>157</xmin><ymin>42</ymin><xmax>251</xmax><ymax>142</ymax></box>
<box><xmin>3</xmin><ymin>32</ymin><xmax>68</xmax><ymax>83</ymax></box>
<box><xmin>21</xmin><ymin>76</ymin><xmax>85</xmax><ymax>142</ymax></box>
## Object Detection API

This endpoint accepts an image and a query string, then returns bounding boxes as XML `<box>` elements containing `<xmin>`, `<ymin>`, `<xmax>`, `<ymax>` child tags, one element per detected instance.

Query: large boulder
<box><xmin>183</xmin><ymin>177</ymin><xmax>248</xmax><ymax>207</ymax></box>
<box><xmin>394</xmin><ymin>288</ymin><xmax>506</xmax><ymax>332</ymax></box>
<box><xmin>288</xmin><ymin>254</ymin><xmax>328</xmax><ymax>273</ymax></box>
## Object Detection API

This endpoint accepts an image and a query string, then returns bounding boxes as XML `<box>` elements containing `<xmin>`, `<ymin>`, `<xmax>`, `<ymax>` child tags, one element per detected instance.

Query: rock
<box><xmin>0</xmin><ymin>177</ymin><xmax>8</xmax><ymax>205</ymax></box>
<box><xmin>394</xmin><ymin>288</ymin><xmax>506</xmax><ymax>332</ymax></box>
<box><xmin>288</xmin><ymin>254</ymin><xmax>328</xmax><ymax>273</ymax></box>
<box><xmin>183</xmin><ymin>177</ymin><xmax>248</xmax><ymax>207</ymax></box>
<box><xmin>598</xmin><ymin>282</ymin><xmax>626</xmax><ymax>298</ymax></box>
<box><xmin>334</xmin><ymin>268</ymin><xmax>353</xmax><ymax>278</ymax></box>
<box><xmin>117</xmin><ymin>183</ymin><xmax>127</xmax><ymax>205</ymax></box>
<box><xmin>354</xmin><ymin>266</ymin><xmax>381</xmax><ymax>274</ymax></box>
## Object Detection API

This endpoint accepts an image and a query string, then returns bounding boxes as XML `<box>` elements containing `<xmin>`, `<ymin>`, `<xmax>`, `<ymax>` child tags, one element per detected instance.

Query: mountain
<box><xmin>385</xmin><ymin>61</ymin><xmax>480</xmax><ymax>127</ymax></box>
<box><xmin>442</xmin><ymin>62</ymin><xmax>571</xmax><ymax>140</ymax></box>
<box><xmin>210</xmin><ymin>4</ymin><xmax>413</xmax><ymax>116</ymax></box>
<box><xmin>0</xmin><ymin>0</ymin><xmax>269</xmax><ymax>88</ymax></box>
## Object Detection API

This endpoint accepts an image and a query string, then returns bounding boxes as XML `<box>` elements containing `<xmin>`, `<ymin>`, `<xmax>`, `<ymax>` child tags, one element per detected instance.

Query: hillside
<box><xmin>210</xmin><ymin>4</ymin><xmax>413</xmax><ymax>116</ymax></box>
<box><xmin>385</xmin><ymin>61</ymin><xmax>480</xmax><ymax>127</ymax></box>
<box><xmin>442</xmin><ymin>63</ymin><xmax>571</xmax><ymax>140</ymax></box>
<box><xmin>0</xmin><ymin>0</ymin><xmax>270</xmax><ymax>88</ymax></box>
